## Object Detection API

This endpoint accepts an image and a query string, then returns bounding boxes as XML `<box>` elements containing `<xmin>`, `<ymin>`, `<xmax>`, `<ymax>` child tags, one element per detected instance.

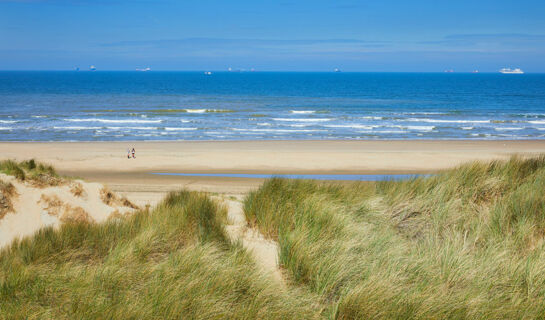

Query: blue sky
<box><xmin>1</xmin><ymin>0</ymin><xmax>544</xmax><ymax>71</ymax></box>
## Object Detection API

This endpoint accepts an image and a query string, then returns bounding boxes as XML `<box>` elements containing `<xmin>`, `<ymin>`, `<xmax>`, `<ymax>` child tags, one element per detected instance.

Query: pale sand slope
<box><xmin>0</xmin><ymin>173</ymin><xmax>137</xmax><ymax>249</ymax></box>
<box><xmin>1</xmin><ymin>140</ymin><xmax>545</xmax><ymax>206</ymax></box>
<box><xmin>219</xmin><ymin>196</ymin><xmax>284</xmax><ymax>284</ymax></box>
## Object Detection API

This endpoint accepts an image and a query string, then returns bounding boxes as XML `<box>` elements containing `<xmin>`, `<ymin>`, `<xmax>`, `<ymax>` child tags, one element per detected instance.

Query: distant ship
<box><xmin>500</xmin><ymin>68</ymin><xmax>524</xmax><ymax>74</ymax></box>
<box><xmin>136</xmin><ymin>67</ymin><xmax>151</xmax><ymax>72</ymax></box>
<box><xmin>334</xmin><ymin>68</ymin><xmax>341</xmax><ymax>73</ymax></box>
<box><xmin>472</xmin><ymin>70</ymin><xmax>479</xmax><ymax>73</ymax></box>
<box><xmin>204</xmin><ymin>71</ymin><xmax>212</xmax><ymax>75</ymax></box>
<box><xmin>444</xmin><ymin>69</ymin><xmax>454</xmax><ymax>73</ymax></box>
<box><xmin>89</xmin><ymin>65</ymin><xmax>96</xmax><ymax>71</ymax></box>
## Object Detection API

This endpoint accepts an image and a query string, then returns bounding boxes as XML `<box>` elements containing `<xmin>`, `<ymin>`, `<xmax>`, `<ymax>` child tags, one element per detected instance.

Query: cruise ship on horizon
<box><xmin>499</xmin><ymin>68</ymin><xmax>524</xmax><ymax>74</ymax></box>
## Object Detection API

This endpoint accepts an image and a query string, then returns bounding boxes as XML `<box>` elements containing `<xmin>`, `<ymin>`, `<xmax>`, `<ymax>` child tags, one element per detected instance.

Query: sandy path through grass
<box><xmin>220</xmin><ymin>196</ymin><xmax>285</xmax><ymax>285</ymax></box>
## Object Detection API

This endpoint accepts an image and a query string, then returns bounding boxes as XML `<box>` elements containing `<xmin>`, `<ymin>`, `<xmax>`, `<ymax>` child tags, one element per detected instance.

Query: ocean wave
<box><xmin>180</xmin><ymin>120</ymin><xmax>192</xmax><ymax>123</ymax></box>
<box><xmin>288</xmin><ymin>124</ymin><xmax>312</xmax><ymax>127</ymax></box>
<box><xmin>164</xmin><ymin>127</ymin><xmax>198</xmax><ymax>131</ymax></box>
<box><xmin>64</xmin><ymin>118</ymin><xmax>162</xmax><ymax>124</ymax></box>
<box><xmin>461</xmin><ymin>127</ymin><xmax>474</xmax><ymax>130</ymax></box>
<box><xmin>184</xmin><ymin>109</ymin><xmax>207</xmax><ymax>113</ymax></box>
<box><xmin>257</xmin><ymin>123</ymin><xmax>272</xmax><ymax>126</ymax></box>
<box><xmin>231</xmin><ymin>128</ymin><xmax>323</xmax><ymax>133</ymax></box>
<box><xmin>496</xmin><ymin>134</ymin><xmax>527</xmax><ymax>138</ymax></box>
<box><xmin>374</xmin><ymin>130</ymin><xmax>406</xmax><ymax>134</ymax></box>
<box><xmin>0</xmin><ymin>127</ymin><xmax>12</xmax><ymax>130</ymax></box>
<box><xmin>387</xmin><ymin>125</ymin><xmax>436</xmax><ymax>131</ymax></box>
<box><xmin>53</xmin><ymin>126</ymin><xmax>102</xmax><ymax>130</ymax></box>
<box><xmin>325</xmin><ymin>124</ymin><xmax>378</xmax><ymax>130</ymax></box>
<box><xmin>529</xmin><ymin>120</ymin><xmax>545</xmax><ymax>124</ymax></box>
<box><xmin>405</xmin><ymin>112</ymin><xmax>447</xmax><ymax>115</ymax></box>
<box><xmin>490</xmin><ymin>120</ymin><xmax>520</xmax><ymax>124</ymax></box>
<box><xmin>184</xmin><ymin>109</ymin><xmax>233</xmax><ymax>113</ymax></box>
<box><xmin>105</xmin><ymin>127</ymin><xmax>158</xmax><ymax>130</ymax></box>
<box><xmin>494</xmin><ymin>127</ymin><xmax>524</xmax><ymax>131</ymax></box>
<box><xmin>362</xmin><ymin>116</ymin><xmax>385</xmax><ymax>120</ymax></box>
<box><xmin>405</xmin><ymin>118</ymin><xmax>489</xmax><ymax>124</ymax></box>
<box><xmin>406</xmin><ymin>126</ymin><xmax>436</xmax><ymax>131</ymax></box>
<box><xmin>0</xmin><ymin>120</ymin><xmax>17</xmax><ymax>124</ymax></box>
<box><xmin>290</xmin><ymin>110</ymin><xmax>316</xmax><ymax>114</ymax></box>
<box><xmin>272</xmin><ymin>118</ymin><xmax>332</xmax><ymax>122</ymax></box>
<box><xmin>31</xmin><ymin>115</ymin><xmax>48</xmax><ymax>118</ymax></box>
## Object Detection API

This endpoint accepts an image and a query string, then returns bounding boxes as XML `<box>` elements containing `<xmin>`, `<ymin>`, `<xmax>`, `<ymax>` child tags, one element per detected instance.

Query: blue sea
<box><xmin>0</xmin><ymin>71</ymin><xmax>544</xmax><ymax>141</ymax></box>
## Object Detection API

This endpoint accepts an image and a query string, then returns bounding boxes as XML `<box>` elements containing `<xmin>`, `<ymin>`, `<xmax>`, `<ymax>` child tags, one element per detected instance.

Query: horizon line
<box><xmin>0</xmin><ymin>70</ymin><xmax>539</xmax><ymax>74</ymax></box>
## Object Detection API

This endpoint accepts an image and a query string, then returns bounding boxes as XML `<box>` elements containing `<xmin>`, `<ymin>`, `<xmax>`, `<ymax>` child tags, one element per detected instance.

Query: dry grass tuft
<box><xmin>100</xmin><ymin>186</ymin><xmax>138</xmax><ymax>209</ymax></box>
<box><xmin>60</xmin><ymin>205</ymin><xmax>92</xmax><ymax>224</ymax></box>
<box><xmin>0</xmin><ymin>180</ymin><xmax>16</xmax><ymax>219</ymax></box>
<box><xmin>69</xmin><ymin>182</ymin><xmax>86</xmax><ymax>198</ymax></box>
<box><xmin>38</xmin><ymin>194</ymin><xmax>64</xmax><ymax>216</ymax></box>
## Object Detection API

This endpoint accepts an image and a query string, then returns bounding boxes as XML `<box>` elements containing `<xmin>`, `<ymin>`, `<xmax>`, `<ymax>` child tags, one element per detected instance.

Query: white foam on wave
<box><xmin>272</xmin><ymin>118</ymin><xmax>332</xmax><ymax>122</ymax></box>
<box><xmin>362</xmin><ymin>116</ymin><xmax>385</xmax><ymax>120</ymax></box>
<box><xmin>0</xmin><ymin>127</ymin><xmax>12</xmax><ymax>130</ymax></box>
<box><xmin>53</xmin><ymin>126</ymin><xmax>102</xmax><ymax>130</ymax></box>
<box><xmin>405</xmin><ymin>118</ymin><xmax>489</xmax><ymax>124</ymax></box>
<box><xmin>105</xmin><ymin>127</ymin><xmax>158</xmax><ymax>130</ymax></box>
<box><xmin>288</xmin><ymin>124</ymin><xmax>312</xmax><ymax>127</ymax></box>
<box><xmin>257</xmin><ymin>123</ymin><xmax>272</xmax><ymax>126</ymax></box>
<box><xmin>374</xmin><ymin>130</ymin><xmax>406</xmax><ymax>134</ymax></box>
<box><xmin>407</xmin><ymin>126</ymin><xmax>436</xmax><ymax>131</ymax></box>
<box><xmin>325</xmin><ymin>124</ymin><xmax>378</xmax><ymax>130</ymax></box>
<box><xmin>180</xmin><ymin>120</ymin><xmax>192</xmax><ymax>123</ymax></box>
<box><xmin>461</xmin><ymin>127</ymin><xmax>474</xmax><ymax>130</ymax></box>
<box><xmin>387</xmin><ymin>125</ymin><xmax>435</xmax><ymax>131</ymax></box>
<box><xmin>0</xmin><ymin>120</ymin><xmax>17</xmax><ymax>124</ymax></box>
<box><xmin>496</xmin><ymin>134</ymin><xmax>526</xmax><ymax>138</ymax></box>
<box><xmin>164</xmin><ymin>127</ymin><xmax>198</xmax><ymax>131</ymax></box>
<box><xmin>184</xmin><ymin>109</ymin><xmax>231</xmax><ymax>113</ymax></box>
<box><xmin>405</xmin><ymin>112</ymin><xmax>446</xmax><ymax>115</ymax></box>
<box><xmin>231</xmin><ymin>128</ymin><xmax>323</xmax><ymax>133</ymax></box>
<box><xmin>290</xmin><ymin>110</ymin><xmax>316</xmax><ymax>114</ymax></box>
<box><xmin>64</xmin><ymin>118</ymin><xmax>162</xmax><ymax>124</ymax></box>
<box><xmin>31</xmin><ymin>115</ymin><xmax>48</xmax><ymax>118</ymax></box>
<box><xmin>529</xmin><ymin>120</ymin><xmax>545</xmax><ymax>124</ymax></box>
<box><xmin>495</xmin><ymin>127</ymin><xmax>524</xmax><ymax>131</ymax></box>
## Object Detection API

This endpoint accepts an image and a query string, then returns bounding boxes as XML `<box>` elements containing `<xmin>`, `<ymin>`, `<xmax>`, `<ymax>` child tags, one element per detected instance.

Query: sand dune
<box><xmin>0</xmin><ymin>173</ymin><xmax>137</xmax><ymax>249</ymax></box>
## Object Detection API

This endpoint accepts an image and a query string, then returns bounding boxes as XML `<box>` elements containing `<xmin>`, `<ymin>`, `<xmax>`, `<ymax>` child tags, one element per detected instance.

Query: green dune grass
<box><xmin>0</xmin><ymin>191</ymin><xmax>318</xmax><ymax>319</ymax></box>
<box><xmin>244</xmin><ymin>156</ymin><xmax>545</xmax><ymax>319</ymax></box>
<box><xmin>3</xmin><ymin>156</ymin><xmax>545</xmax><ymax>319</ymax></box>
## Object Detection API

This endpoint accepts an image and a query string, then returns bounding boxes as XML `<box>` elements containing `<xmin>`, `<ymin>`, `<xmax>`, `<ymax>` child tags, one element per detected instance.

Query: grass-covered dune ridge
<box><xmin>0</xmin><ymin>159</ymin><xmax>61</xmax><ymax>186</ymax></box>
<box><xmin>0</xmin><ymin>190</ymin><xmax>318</xmax><ymax>319</ymax></box>
<box><xmin>244</xmin><ymin>156</ymin><xmax>545</xmax><ymax>319</ymax></box>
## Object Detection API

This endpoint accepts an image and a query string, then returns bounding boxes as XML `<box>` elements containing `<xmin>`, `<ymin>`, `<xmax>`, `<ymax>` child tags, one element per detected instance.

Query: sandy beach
<box><xmin>2</xmin><ymin>140</ymin><xmax>544</xmax><ymax>206</ymax></box>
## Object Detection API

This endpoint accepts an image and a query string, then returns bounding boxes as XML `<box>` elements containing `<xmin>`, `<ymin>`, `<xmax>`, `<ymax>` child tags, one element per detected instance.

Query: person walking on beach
<box><xmin>127</xmin><ymin>148</ymin><xmax>131</xmax><ymax>159</ymax></box>
<box><xmin>131</xmin><ymin>148</ymin><xmax>136</xmax><ymax>159</ymax></box>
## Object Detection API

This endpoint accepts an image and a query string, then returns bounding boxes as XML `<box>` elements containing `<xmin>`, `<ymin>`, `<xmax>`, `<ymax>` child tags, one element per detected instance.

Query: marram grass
<box><xmin>244</xmin><ymin>155</ymin><xmax>545</xmax><ymax>319</ymax></box>
<box><xmin>3</xmin><ymin>156</ymin><xmax>545</xmax><ymax>319</ymax></box>
<box><xmin>0</xmin><ymin>190</ymin><xmax>318</xmax><ymax>319</ymax></box>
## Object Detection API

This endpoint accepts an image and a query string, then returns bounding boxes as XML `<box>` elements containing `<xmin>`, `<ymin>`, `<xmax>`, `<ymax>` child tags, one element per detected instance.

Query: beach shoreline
<box><xmin>2</xmin><ymin>140</ymin><xmax>545</xmax><ymax>206</ymax></box>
